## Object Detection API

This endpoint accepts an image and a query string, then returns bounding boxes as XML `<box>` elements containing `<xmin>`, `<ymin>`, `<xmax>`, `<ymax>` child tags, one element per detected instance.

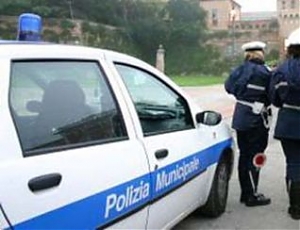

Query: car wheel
<box><xmin>199</xmin><ymin>155</ymin><xmax>230</xmax><ymax>217</ymax></box>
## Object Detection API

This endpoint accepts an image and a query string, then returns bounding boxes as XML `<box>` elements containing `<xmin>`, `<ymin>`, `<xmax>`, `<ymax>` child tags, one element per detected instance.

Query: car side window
<box><xmin>115</xmin><ymin>64</ymin><xmax>194</xmax><ymax>136</ymax></box>
<box><xmin>10</xmin><ymin>60</ymin><xmax>128</xmax><ymax>156</ymax></box>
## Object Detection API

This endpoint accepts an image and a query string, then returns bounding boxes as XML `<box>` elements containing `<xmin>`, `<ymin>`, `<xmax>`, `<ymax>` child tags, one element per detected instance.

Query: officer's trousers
<box><xmin>280</xmin><ymin>139</ymin><xmax>300</xmax><ymax>182</ymax></box>
<box><xmin>280</xmin><ymin>139</ymin><xmax>300</xmax><ymax>218</ymax></box>
<box><xmin>236</xmin><ymin>127</ymin><xmax>269</xmax><ymax>198</ymax></box>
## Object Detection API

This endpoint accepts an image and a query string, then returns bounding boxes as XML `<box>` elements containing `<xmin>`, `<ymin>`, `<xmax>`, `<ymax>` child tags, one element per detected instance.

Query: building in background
<box><xmin>199</xmin><ymin>0</ymin><xmax>299</xmax><ymax>59</ymax></box>
<box><xmin>277</xmin><ymin>0</ymin><xmax>300</xmax><ymax>37</ymax></box>
<box><xmin>200</xmin><ymin>0</ymin><xmax>241</xmax><ymax>30</ymax></box>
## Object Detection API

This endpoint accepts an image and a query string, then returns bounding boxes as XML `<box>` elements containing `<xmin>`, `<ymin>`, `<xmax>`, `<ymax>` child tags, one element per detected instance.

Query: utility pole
<box><xmin>230</xmin><ymin>7</ymin><xmax>236</xmax><ymax>66</ymax></box>
<box><xmin>67</xmin><ymin>0</ymin><xmax>74</xmax><ymax>20</ymax></box>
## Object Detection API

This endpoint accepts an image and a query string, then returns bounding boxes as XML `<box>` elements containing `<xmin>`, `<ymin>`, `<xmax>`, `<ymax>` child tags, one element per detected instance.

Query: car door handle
<box><xmin>28</xmin><ymin>173</ymin><xmax>62</xmax><ymax>192</ymax></box>
<box><xmin>155</xmin><ymin>149</ymin><xmax>169</xmax><ymax>159</ymax></box>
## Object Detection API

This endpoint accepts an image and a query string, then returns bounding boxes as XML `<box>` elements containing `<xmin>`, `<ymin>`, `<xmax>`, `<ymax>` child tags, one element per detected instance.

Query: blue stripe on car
<box><xmin>12</xmin><ymin>138</ymin><xmax>232</xmax><ymax>229</ymax></box>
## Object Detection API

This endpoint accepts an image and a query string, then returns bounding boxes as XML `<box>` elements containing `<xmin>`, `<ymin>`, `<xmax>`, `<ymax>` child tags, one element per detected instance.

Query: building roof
<box><xmin>241</xmin><ymin>11</ymin><xmax>277</xmax><ymax>21</ymax></box>
<box><xmin>232</xmin><ymin>0</ymin><xmax>241</xmax><ymax>8</ymax></box>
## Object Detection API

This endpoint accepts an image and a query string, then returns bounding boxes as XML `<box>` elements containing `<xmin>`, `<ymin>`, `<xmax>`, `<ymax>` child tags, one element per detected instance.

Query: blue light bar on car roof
<box><xmin>17</xmin><ymin>13</ymin><xmax>42</xmax><ymax>41</ymax></box>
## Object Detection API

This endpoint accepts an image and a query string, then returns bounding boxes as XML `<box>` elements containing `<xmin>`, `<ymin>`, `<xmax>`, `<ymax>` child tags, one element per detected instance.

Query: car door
<box><xmin>0</xmin><ymin>58</ymin><xmax>150</xmax><ymax>229</ymax></box>
<box><xmin>114</xmin><ymin>63</ymin><xmax>222</xmax><ymax>229</ymax></box>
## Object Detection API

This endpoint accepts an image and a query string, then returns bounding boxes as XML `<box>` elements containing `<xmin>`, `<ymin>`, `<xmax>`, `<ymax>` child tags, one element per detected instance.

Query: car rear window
<box><xmin>10</xmin><ymin>60</ymin><xmax>128</xmax><ymax>156</ymax></box>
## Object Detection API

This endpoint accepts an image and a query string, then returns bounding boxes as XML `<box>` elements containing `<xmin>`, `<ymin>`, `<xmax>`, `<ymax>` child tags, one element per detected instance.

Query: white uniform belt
<box><xmin>237</xmin><ymin>100</ymin><xmax>272</xmax><ymax>129</ymax></box>
<box><xmin>237</xmin><ymin>100</ymin><xmax>254</xmax><ymax>108</ymax></box>
<box><xmin>237</xmin><ymin>100</ymin><xmax>265</xmax><ymax>115</ymax></box>
<box><xmin>283</xmin><ymin>103</ymin><xmax>300</xmax><ymax>111</ymax></box>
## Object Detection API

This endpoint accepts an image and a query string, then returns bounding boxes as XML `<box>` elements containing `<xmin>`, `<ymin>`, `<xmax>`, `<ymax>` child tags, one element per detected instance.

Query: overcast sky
<box><xmin>235</xmin><ymin>0</ymin><xmax>277</xmax><ymax>12</ymax></box>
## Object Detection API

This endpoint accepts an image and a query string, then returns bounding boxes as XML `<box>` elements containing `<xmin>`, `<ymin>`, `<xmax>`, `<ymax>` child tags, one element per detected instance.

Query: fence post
<box><xmin>156</xmin><ymin>44</ymin><xmax>165</xmax><ymax>73</ymax></box>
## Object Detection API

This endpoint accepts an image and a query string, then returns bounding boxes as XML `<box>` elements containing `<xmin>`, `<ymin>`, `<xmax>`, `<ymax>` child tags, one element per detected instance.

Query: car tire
<box><xmin>199</xmin><ymin>155</ymin><xmax>230</xmax><ymax>218</ymax></box>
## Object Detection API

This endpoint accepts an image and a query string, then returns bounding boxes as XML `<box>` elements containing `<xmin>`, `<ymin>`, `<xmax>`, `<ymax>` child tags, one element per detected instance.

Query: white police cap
<box><xmin>241</xmin><ymin>41</ymin><xmax>266</xmax><ymax>51</ymax></box>
<box><xmin>286</xmin><ymin>28</ymin><xmax>300</xmax><ymax>47</ymax></box>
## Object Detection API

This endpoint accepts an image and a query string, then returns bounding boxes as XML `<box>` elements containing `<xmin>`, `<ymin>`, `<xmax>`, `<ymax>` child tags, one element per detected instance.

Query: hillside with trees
<box><xmin>0</xmin><ymin>0</ymin><xmax>232</xmax><ymax>75</ymax></box>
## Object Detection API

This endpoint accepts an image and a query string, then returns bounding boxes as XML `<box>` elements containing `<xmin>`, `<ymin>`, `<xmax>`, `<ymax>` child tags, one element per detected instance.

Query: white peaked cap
<box><xmin>286</xmin><ymin>28</ymin><xmax>300</xmax><ymax>46</ymax></box>
<box><xmin>241</xmin><ymin>41</ymin><xmax>266</xmax><ymax>51</ymax></box>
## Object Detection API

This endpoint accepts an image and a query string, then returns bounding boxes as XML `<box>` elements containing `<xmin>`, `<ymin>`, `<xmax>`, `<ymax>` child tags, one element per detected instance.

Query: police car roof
<box><xmin>0</xmin><ymin>39</ymin><xmax>52</xmax><ymax>45</ymax></box>
<box><xmin>0</xmin><ymin>41</ymin><xmax>101</xmax><ymax>58</ymax></box>
<box><xmin>0</xmin><ymin>41</ymin><xmax>151</xmax><ymax>71</ymax></box>
<box><xmin>0</xmin><ymin>41</ymin><xmax>120</xmax><ymax>57</ymax></box>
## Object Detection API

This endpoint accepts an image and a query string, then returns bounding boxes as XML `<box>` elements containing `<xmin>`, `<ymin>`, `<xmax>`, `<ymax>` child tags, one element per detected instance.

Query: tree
<box><xmin>116</xmin><ymin>1</ymin><xmax>167</xmax><ymax>61</ymax></box>
<box><xmin>166</xmin><ymin>0</ymin><xmax>206</xmax><ymax>45</ymax></box>
<box><xmin>0</xmin><ymin>0</ymin><xmax>225</xmax><ymax>75</ymax></box>
<box><xmin>162</xmin><ymin>0</ymin><xmax>209</xmax><ymax>74</ymax></box>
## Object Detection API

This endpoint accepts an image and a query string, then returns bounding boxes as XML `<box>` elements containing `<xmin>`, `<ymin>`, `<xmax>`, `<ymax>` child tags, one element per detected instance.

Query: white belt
<box><xmin>237</xmin><ymin>100</ymin><xmax>264</xmax><ymax>114</ymax></box>
<box><xmin>283</xmin><ymin>103</ymin><xmax>300</xmax><ymax>111</ymax></box>
<box><xmin>237</xmin><ymin>100</ymin><xmax>272</xmax><ymax>129</ymax></box>
<box><xmin>247</xmin><ymin>84</ymin><xmax>265</xmax><ymax>91</ymax></box>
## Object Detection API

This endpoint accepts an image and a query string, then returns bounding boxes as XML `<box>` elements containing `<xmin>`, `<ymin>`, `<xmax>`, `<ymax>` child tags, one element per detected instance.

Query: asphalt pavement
<box><xmin>173</xmin><ymin>85</ymin><xmax>300</xmax><ymax>229</ymax></box>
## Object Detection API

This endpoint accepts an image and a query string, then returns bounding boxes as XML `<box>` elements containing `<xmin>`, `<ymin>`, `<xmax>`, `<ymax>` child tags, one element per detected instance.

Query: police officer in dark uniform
<box><xmin>269</xmin><ymin>29</ymin><xmax>300</xmax><ymax>220</ymax></box>
<box><xmin>225</xmin><ymin>41</ymin><xmax>272</xmax><ymax>207</ymax></box>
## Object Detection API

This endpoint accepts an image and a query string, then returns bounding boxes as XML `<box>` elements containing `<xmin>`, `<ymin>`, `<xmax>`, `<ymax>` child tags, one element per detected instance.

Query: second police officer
<box><xmin>269</xmin><ymin>28</ymin><xmax>300</xmax><ymax>220</ymax></box>
<box><xmin>225</xmin><ymin>41</ymin><xmax>272</xmax><ymax>207</ymax></box>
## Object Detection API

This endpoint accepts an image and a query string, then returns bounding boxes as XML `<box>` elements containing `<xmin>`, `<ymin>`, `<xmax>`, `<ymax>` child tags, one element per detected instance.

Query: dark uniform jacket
<box><xmin>225</xmin><ymin>59</ymin><xmax>271</xmax><ymax>131</ymax></box>
<box><xmin>269</xmin><ymin>58</ymin><xmax>300</xmax><ymax>140</ymax></box>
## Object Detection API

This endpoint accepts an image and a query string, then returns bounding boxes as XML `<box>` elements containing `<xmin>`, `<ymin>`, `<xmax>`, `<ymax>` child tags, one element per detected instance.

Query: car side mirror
<box><xmin>26</xmin><ymin>100</ymin><xmax>42</xmax><ymax>113</ymax></box>
<box><xmin>196</xmin><ymin>111</ymin><xmax>222</xmax><ymax>126</ymax></box>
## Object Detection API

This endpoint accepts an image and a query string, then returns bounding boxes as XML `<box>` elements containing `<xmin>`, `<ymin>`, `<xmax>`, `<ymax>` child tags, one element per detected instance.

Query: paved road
<box><xmin>173</xmin><ymin>85</ymin><xmax>300</xmax><ymax>229</ymax></box>
<box><xmin>182</xmin><ymin>85</ymin><xmax>235</xmax><ymax>120</ymax></box>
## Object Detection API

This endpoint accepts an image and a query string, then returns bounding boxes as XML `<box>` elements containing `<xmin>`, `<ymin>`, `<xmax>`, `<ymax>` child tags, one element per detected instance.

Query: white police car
<box><xmin>0</xmin><ymin>14</ymin><xmax>234</xmax><ymax>230</ymax></box>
